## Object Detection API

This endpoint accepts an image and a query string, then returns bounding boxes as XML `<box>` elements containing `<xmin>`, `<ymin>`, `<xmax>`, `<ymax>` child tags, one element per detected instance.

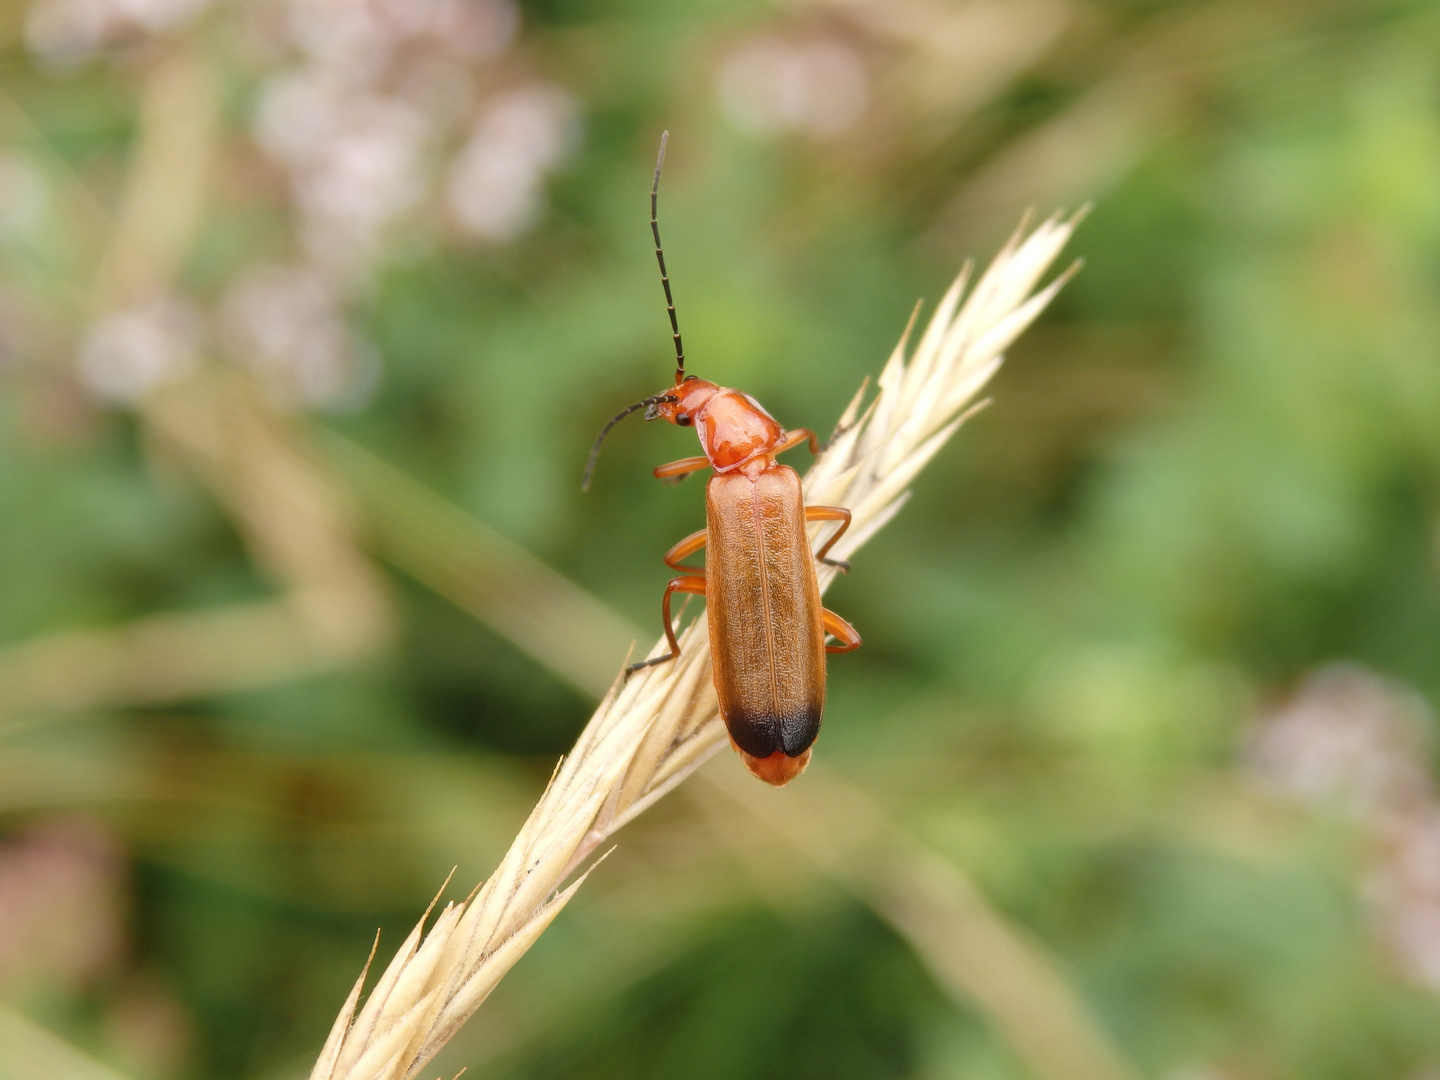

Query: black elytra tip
<box><xmin>725</xmin><ymin>705</ymin><xmax>821</xmax><ymax>760</ymax></box>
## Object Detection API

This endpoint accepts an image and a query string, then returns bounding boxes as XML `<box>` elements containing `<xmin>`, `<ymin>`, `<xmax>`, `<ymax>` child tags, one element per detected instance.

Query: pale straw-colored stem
<box><xmin>309</xmin><ymin>210</ymin><xmax>1082</xmax><ymax>1080</ymax></box>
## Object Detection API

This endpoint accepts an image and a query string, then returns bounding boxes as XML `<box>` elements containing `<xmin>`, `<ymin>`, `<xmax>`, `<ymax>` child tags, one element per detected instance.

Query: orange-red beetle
<box><xmin>583</xmin><ymin>134</ymin><xmax>860</xmax><ymax>786</ymax></box>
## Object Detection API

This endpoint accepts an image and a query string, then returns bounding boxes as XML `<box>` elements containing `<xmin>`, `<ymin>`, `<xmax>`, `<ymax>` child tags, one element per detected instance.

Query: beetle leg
<box><xmin>663</xmin><ymin>528</ymin><xmax>708</xmax><ymax>573</ymax></box>
<box><xmin>821</xmin><ymin>608</ymin><xmax>862</xmax><ymax>654</ymax></box>
<box><xmin>654</xmin><ymin>456</ymin><xmax>710</xmax><ymax>483</ymax></box>
<box><xmin>805</xmin><ymin>504</ymin><xmax>852</xmax><ymax>571</ymax></box>
<box><xmin>625</xmin><ymin>575</ymin><xmax>707</xmax><ymax>677</ymax></box>
<box><xmin>774</xmin><ymin>427</ymin><xmax>820</xmax><ymax>457</ymax></box>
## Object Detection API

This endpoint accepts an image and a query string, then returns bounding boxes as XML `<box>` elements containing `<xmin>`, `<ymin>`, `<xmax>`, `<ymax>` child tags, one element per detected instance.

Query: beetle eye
<box><xmin>676</xmin><ymin>413</ymin><xmax>692</xmax><ymax>427</ymax></box>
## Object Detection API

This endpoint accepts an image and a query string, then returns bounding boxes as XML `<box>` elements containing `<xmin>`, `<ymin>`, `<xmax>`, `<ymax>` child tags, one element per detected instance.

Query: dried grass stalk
<box><xmin>310</xmin><ymin>210</ymin><xmax>1082</xmax><ymax>1080</ymax></box>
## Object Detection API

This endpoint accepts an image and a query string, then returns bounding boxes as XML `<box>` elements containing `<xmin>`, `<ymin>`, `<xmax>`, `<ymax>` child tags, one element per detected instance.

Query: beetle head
<box><xmin>646</xmin><ymin>377</ymin><xmax>718</xmax><ymax>429</ymax></box>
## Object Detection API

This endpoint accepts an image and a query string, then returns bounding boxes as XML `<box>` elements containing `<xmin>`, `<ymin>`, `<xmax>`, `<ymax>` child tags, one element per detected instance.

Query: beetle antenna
<box><xmin>651</xmin><ymin>131</ymin><xmax>685</xmax><ymax>384</ymax></box>
<box><xmin>582</xmin><ymin>394</ymin><xmax>678</xmax><ymax>491</ymax></box>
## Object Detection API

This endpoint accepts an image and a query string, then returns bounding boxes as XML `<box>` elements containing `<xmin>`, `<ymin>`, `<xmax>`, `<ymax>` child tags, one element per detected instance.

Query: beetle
<box><xmin>582</xmin><ymin>133</ymin><xmax>861</xmax><ymax>786</ymax></box>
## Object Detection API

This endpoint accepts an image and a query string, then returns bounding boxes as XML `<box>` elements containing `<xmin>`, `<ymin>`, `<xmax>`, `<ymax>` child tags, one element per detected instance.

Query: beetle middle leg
<box><xmin>626</xmin><ymin>574</ymin><xmax>706</xmax><ymax>677</ymax></box>
<box><xmin>663</xmin><ymin>528</ymin><xmax>707</xmax><ymax>572</ymax></box>
<box><xmin>805</xmin><ymin>504</ymin><xmax>853</xmax><ymax>572</ymax></box>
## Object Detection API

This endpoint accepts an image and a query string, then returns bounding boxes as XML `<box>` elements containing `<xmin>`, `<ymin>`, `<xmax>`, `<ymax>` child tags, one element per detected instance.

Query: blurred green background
<box><xmin>3</xmin><ymin>0</ymin><xmax>1440</xmax><ymax>1078</ymax></box>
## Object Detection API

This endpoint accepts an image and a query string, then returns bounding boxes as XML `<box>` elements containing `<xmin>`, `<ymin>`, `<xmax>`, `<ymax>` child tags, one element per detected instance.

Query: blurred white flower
<box><xmin>1248</xmin><ymin>664</ymin><xmax>1440</xmax><ymax>994</ymax></box>
<box><xmin>445</xmin><ymin>84</ymin><xmax>580</xmax><ymax>243</ymax></box>
<box><xmin>113</xmin><ymin>0</ymin><xmax>210</xmax><ymax>31</ymax></box>
<box><xmin>281</xmin><ymin>0</ymin><xmax>391</xmax><ymax>83</ymax></box>
<box><xmin>219</xmin><ymin>263</ymin><xmax>376</xmax><ymax>410</ymax></box>
<box><xmin>717</xmin><ymin>36</ymin><xmax>869</xmax><ymax>138</ymax></box>
<box><xmin>25</xmin><ymin>0</ymin><xmax>111</xmax><ymax>65</ymax></box>
<box><xmin>25</xmin><ymin>0</ymin><xmax>213</xmax><ymax>64</ymax></box>
<box><xmin>77</xmin><ymin>293</ymin><xmax>203</xmax><ymax>404</ymax></box>
<box><xmin>253</xmin><ymin>68</ymin><xmax>346</xmax><ymax>166</ymax></box>
<box><xmin>1246</xmin><ymin>663</ymin><xmax>1434</xmax><ymax>818</ymax></box>
<box><xmin>242</xmin><ymin>0</ymin><xmax>551</xmax><ymax>411</ymax></box>
<box><xmin>281</xmin><ymin>0</ymin><xmax>517</xmax><ymax>80</ymax></box>
<box><xmin>255</xmin><ymin>72</ymin><xmax>430</xmax><ymax>271</ymax></box>
<box><xmin>372</xmin><ymin>0</ymin><xmax>518</xmax><ymax>57</ymax></box>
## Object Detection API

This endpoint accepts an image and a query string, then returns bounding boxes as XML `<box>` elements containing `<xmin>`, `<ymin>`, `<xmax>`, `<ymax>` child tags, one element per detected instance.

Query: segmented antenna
<box><xmin>581</xmin><ymin>394</ymin><xmax>677</xmax><ymax>491</ymax></box>
<box><xmin>580</xmin><ymin>134</ymin><xmax>690</xmax><ymax>492</ymax></box>
<box><xmin>652</xmin><ymin>131</ymin><xmax>685</xmax><ymax>384</ymax></box>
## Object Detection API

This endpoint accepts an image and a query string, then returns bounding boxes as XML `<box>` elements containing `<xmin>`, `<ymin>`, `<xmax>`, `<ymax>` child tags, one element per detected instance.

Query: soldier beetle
<box><xmin>582</xmin><ymin>133</ymin><xmax>860</xmax><ymax>786</ymax></box>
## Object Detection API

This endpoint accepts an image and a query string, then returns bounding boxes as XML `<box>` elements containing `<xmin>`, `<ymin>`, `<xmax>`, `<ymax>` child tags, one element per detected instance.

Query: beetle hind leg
<box><xmin>822</xmin><ymin>607</ymin><xmax>861</xmax><ymax>654</ymax></box>
<box><xmin>625</xmin><ymin>574</ymin><xmax>706</xmax><ymax>678</ymax></box>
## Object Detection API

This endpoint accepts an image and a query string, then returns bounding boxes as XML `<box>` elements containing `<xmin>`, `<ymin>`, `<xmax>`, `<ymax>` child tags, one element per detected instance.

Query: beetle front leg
<box><xmin>773</xmin><ymin>427</ymin><xmax>821</xmax><ymax>456</ymax></box>
<box><xmin>625</xmin><ymin>574</ymin><xmax>707</xmax><ymax>677</ymax></box>
<box><xmin>654</xmin><ymin>456</ymin><xmax>710</xmax><ymax>483</ymax></box>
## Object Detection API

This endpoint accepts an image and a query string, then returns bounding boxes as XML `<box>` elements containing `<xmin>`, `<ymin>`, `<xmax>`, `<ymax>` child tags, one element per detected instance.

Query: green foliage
<box><xmin>2</xmin><ymin>0</ymin><xmax>1440</xmax><ymax>1077</ymax></box>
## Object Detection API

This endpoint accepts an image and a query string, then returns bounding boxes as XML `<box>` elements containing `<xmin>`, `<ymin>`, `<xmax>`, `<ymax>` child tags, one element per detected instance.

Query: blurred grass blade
<box><xmin>0</xmin><ymin>599</ymin><xmax>361</xmax><ymax>722</ymax></box>
<box><xmin>0</xmin><ymin>1005</ymin><xmax>136</xmax><ymax>1080</ymax></box>
<box><xmin>146</xmin><ymin>374</ymin><xmax>392</xmax><ymax>655</ymax></box>
<box><xmin>319</xmin><ymin>432</ymin><xmax>641</xmax><ymax>699</ymax></box>
<box><xmin>91</xmin><ymin>44</ymin><xmax>214</xmax><ymax>310</ymax></box>
<box><xmin>697</xmin><ymin>762</ymin><xmax>1140</xmax><ymax>1080</ymax></box>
